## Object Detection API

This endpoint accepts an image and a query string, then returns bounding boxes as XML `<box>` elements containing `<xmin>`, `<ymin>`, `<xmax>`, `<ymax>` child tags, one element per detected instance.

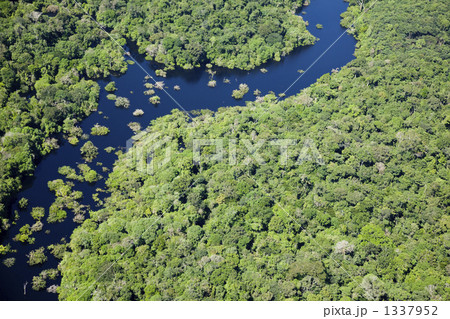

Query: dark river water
<box><xmin>0</xmin><ymin>0</ymin><xmax>356</xmax><ymax>300</ymax></box>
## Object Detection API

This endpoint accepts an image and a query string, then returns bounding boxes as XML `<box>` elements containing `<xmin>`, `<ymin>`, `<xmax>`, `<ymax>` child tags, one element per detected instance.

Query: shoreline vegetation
<box><xmin>59</xmin><ymin>0</ymin><xmax>449</xmax><ymax>301</ymax></box>
<box><xmin>124</xmin><ymin>1</ymin><xmax>315</xmax><ymax>70</ymax></box>
<box><xmin>0</xmin><ymin>0</ymin><xmax>315</xmax><ymax>236</ymax></box>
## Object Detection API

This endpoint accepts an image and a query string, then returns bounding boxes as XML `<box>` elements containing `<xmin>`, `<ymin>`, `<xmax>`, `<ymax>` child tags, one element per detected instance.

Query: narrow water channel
<box><xmin>0</xmin><ymin>0</ymin><xmax>356</xmax><ymax>300</ymax></box>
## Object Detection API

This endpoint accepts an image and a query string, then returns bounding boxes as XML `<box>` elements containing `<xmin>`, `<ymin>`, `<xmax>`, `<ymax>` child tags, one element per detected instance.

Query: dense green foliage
<box><xmin>232</xmin><ymin>83</ymin><xmax>250</xmax><ymax>99</ymax></box>
<box><xmin>32</xmin><ymin>268</ymin><xmax>60</xmax><ymax>291</ymax></box>
<box><xmin>2</xmin><ymin>257</ymin><xmax>15</xmax><ymax>268</ymax></box>
<box><xmin>46</xmin><ymin>178</ymin><xmax>87</xmax><ymax>224</ymax></box>
<box><xmin>1</xmin><ymin>0</ymin><xmax>310</xmax><ymax>233</ymax></box>
<box><xmin>59</xmin><ymin>0</ymin><xmax>450</xmax><ymax>301</ymax></box>
<box><xmin>82</xmin><ymin>0</ymin><xmax>315</xmax><ymax>70</ymax></box>
<box><xmin>0</xmin><ymin>0</ymin><xmax>127</xmax><ymax>230</ymax></box>
<box><xmin>13</xmin><ymin>224</ymin><xmax>34</xmax><ymax>244</ymax></box>
<box><xmin>48</xmin><ymin>242</ymin><xmax>68</xmax><ymax>260</ymax></box>
<box><xmin>104</xmin><ymin>81</ymin><xmax>117</xmax><ymax>92</ymax></box>
<box><xmin>80</xmin><ymin>141</ymin><xmax>99</xmax><ymax>162</ymax></box>
<box><xmin>115</xmin><ymin>96</ymin><xmax>130</xmax><ymax>108</ymax></box>
<box><xmin>27</xmin><ymin>247</ymin><xmax>47</xmax><ymax>266</ymax></box>
<box><xmin>90</xmin><ymin>124</ymin><xmax>110</xmax><ymax>136</ymax></box>
<box><xmin>30</xmin><ymin>206</ymin><xmax>45</xmax><ymax>221</ymax></box>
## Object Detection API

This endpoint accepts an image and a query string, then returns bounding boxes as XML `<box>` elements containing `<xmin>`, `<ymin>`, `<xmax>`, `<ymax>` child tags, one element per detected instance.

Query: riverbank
<box><xmin>0</xmin><ymin>0</ymin><xmax>356</xmax><ymax>300</ymax></box>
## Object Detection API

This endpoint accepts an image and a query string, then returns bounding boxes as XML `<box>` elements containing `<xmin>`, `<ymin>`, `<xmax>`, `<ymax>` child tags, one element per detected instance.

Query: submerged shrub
<box><xmin>115</xmin><ymin>96</ymin><xmax>130</xmax><ymax>108</ymax></box>
<box><xmin>3</xmin><ymin>257</ymin><xmax>15</xmax><ymax>268</ymax></box>
<box><xmin>105</xmin><ymin>81</ymin><xmax>117</xmax><ymax>92</ymax></box>
<box><xmin>27</xmin><ymin>247</ymin><xmax>47</xmax><ymax>266</ymax></box>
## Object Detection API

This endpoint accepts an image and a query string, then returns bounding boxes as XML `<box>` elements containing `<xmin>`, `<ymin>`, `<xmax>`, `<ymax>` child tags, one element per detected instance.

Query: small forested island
<box><xmin>101</xmin><ymin>0</ymin><xmax>316</xmax><ymax>70</ymax></box>
<box><xmin>0</xmin><ymin>0</ymin><xmax>449</xmax><ymax>302</ymax></box>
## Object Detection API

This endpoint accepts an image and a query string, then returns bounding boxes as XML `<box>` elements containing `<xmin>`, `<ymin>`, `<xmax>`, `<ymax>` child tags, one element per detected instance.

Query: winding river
<box><xmin>0</xmin><ymin>0</ymin><xmax>356</xmax><ymax>300</ymax></box>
